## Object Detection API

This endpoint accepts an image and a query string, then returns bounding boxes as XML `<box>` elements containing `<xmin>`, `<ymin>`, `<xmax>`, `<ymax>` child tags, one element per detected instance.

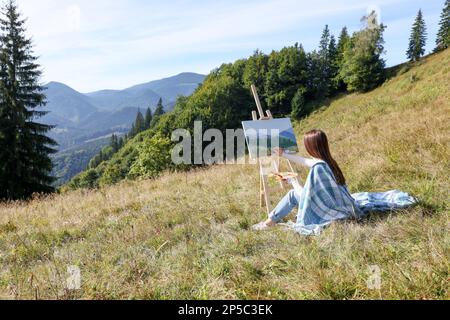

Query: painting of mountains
<box><xmin>242</xmin><ymin>118</ymin><xmax>299</xmax><ymax>159</ymax></box>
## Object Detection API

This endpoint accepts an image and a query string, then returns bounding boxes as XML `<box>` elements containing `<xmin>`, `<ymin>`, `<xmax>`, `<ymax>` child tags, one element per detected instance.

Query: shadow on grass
<box><xmin>353</xmin><ymin>200</ymin><xmax>439</xmax><ymax>227</ymax></box>
<box><xmin>288</xmin><ymin>93</ymin><xmax>349</xmax><ymax>122</ymax></box>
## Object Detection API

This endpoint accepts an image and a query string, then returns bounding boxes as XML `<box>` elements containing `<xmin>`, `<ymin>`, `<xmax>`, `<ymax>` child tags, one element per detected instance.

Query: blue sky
<box><xmin>18</xmin><ymin>0</ymin><xmax>444</xmax><ymax>92</ymax></box>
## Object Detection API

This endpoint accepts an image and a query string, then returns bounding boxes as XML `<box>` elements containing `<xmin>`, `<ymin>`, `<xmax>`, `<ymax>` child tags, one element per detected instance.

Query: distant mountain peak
<box><xmin>46</xmin><ymin>81</ymin><xmax>77</xmax><ymax>90</ymax></box>
<box><xmin>42</xmin><ymin>71</ymin><xmax>206</xmax><ymax>150</ymax></box>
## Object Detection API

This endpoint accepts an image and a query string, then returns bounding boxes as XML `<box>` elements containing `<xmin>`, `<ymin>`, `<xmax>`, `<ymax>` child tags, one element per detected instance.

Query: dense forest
<box><xmin>64</xmin><ymin>3</ymin><xmax>449</xmax><ymax>192</ymax></box>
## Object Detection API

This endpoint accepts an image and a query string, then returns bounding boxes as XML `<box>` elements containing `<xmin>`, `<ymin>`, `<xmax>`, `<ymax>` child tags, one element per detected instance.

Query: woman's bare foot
<box><xmin>251</xmin><ymin>219</ymin><xmax>276</xmax><ymax>231</ymax></box>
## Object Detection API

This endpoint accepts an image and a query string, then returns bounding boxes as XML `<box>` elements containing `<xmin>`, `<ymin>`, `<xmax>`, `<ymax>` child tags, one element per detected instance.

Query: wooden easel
<box><xmin>250</xmin><ymin>85</ymin><xmax>298</xmax><ymax>215</ymax></box>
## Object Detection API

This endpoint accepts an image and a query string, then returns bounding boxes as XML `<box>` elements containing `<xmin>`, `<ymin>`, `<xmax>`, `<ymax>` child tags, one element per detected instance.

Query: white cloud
<box><xmin>66</xmin><ymin>5</ymin><xmax>81</xmax><ymax>32</ymax></box>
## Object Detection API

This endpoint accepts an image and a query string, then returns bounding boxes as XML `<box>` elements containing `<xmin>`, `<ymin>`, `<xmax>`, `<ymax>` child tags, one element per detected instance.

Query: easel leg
<box><xmin>261</xmin><ymin>174</ymin><xmax>271</xmax><ymax>216</ymax></box>
<box><xmin>286</xmin><ymin>159</ymin><xmax>300</xmax><ymax>185</ymax></box>
<box><xmin>259</xmin><ymin>173</ymin><xmax>264</xmax><ymax>208</ymax></box>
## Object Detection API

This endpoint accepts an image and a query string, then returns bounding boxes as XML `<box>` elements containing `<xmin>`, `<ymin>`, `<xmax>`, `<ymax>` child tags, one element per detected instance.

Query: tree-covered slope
<box><xmin>0</xmin><ymin>49</ymin><xmax>448</xmax><ymax>300</ymax></box>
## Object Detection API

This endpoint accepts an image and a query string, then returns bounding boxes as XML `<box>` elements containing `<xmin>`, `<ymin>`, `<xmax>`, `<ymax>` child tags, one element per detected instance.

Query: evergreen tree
<box><xmin>110</xmin><ymin>134</ymin><xmax>119</xmax><ymax>152</ymax></box>
<box><xmin>319</xmin><ymin>25</ymin><xmax>331</xmax><ymax>55</ymax></box>
<box><xmin>154</xmin><ymin>98</ymin><xmax>165</xmax><ymax>117</ymax></box>
<box><xmin>150</xmin><ymin>98</ymin><xmax>165</xmax><ymax>128</ymax></box>
<box><xmin>435</xmin><ymin>0</ymin><xmax>450</xmax><ymax>51</ymax></box>
<box><xmin>315</xmin><ymin>25</ymin><xmax>336</xmax><ymax>98</ymax></box>
<box><xmin>337</xmin><ymin>27</ymin><xmax>350</xmax><ymax>62</ymax></box>
<box><xmin>339</xmin><ymin>11</ymin><xmax>386</xmax><ymax>92</ymax></box>
<box><xmin>144</xmin><ymin>107</ymin><xmax>153</xmax><ymax>129</ymax></box>
<box><xmin>290</xmin><ymin>87</ymin><xmax>308</xmax><ymax>119</ymax></box>
<box><xmin>134</xmin><ymin>110</ymin><xmax>145</xmax><ymax>134</ymax></box>
<box><xmin>407</xmin><ymin>10</ymin><xmax>427</xmax><ymax>61</ymax></box>
<box><xmin>328</xmin><ymin>35</ymin><xmax>339</xmax><ymax>92</ymax></box>
<box><xmin>335</xmin><ymin>26</ymin><xmax>350</xmax><ymax>90</ymax></box>
<box><xmin>0</xmin><ymin>0</ymin><xmax>57</xmax><ymax>200</ymax></box>
<box><xmin>318</xmin><ymin>25</ymin><xmax>331</xmax><ymax>95</ymax></box>
<box><xmin>305</xmin><ymin>50</ymin><xmax>322</xmax><ymax>98</ymax></box>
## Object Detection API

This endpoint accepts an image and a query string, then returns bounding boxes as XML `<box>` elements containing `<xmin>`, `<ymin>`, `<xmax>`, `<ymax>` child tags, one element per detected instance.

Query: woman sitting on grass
<box><xmin>252</xmin><ymin>129</ymin><xmax>416</xmax><ymax>235</ymax></box>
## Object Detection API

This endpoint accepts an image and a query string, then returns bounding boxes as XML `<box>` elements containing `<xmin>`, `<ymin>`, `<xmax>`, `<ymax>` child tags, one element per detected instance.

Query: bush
<box><xmin>99</xmin><ymin>164</ymin><xmax>124</xmax><ymax>186</ymax></box>
<box><xmin>129</xmin><ymin>134</ymin><xmax>173</xmax><ymax>179</ymax></box>
<box><xmin>65</xmin><ymin>169</ymin><xmax>99</xmax><ymax>190</ymax></box>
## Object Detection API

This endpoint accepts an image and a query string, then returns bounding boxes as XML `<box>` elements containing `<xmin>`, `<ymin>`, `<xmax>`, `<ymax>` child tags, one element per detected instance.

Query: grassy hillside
<box><xmin>0</xmin><ymin>50</ymin><xmax>449</xmax><ymax>300</ymax></box>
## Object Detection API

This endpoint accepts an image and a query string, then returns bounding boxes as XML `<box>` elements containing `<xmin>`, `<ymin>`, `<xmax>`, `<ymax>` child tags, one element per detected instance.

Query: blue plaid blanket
<box><xmin>285</xmin><ymin>162</ymin><xmax>417</xmax><ymax>236</ymax></box>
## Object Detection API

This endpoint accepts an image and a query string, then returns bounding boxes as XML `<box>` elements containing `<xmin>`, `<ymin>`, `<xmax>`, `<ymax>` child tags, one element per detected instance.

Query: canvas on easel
<box><xmin>243</xmin><ymin>85</ymin><xmax>300</xmax><ymax>215</ymax></box>
<box><xmin>242</xmin><ymin>118</ymin><xmax>299</xmax><ymax>159</ymax></box>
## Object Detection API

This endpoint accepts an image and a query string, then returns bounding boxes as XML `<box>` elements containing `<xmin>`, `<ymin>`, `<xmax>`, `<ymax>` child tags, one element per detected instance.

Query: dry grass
<box><xmin>0</xmin><ymin>50</ymin><xmax>449</xmax><ymax>300</ymax></box>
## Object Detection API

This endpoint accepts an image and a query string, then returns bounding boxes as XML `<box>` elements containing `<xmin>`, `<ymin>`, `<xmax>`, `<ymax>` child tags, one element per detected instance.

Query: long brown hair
<box><xmin>303</xmin><ymin>130</ymin><xmax>346</xmax><ymax>185</ymax></box>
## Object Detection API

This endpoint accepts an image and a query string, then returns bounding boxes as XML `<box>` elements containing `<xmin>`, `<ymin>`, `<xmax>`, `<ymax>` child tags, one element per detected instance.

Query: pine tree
<box><xmin>335</xmin><ymin>26</ymin><xmax>350</xmax><ymax>90</ymax></box>
<box><xmin>144</xmin><ymin>107</ymin><xmax>153</xmax><ymax>129</ymax></box>
<box><xmin>154</xmin><ymin>98</ymin><xmax>165</xmax><ymax>117</ymax></box>
<box><xmin>150</xmin><ymin>98</ymin><xmax>165</xmax><ymax>128</ymax></box>
<box><xmin>328</xmin><ymin>35</ymin><xmax>339</xmax><ymax>92</ymax></box>
<box><xmin>290</xmin><ymin>87</ymin><xmax>308</xmax><ymax>119</ymax></box>
<box><xmin>0</xmin><ymin>0</ymin><xmax>57</xmax><ymax>200</ymax></box>
<box><xmin>305</xmin><ymin>50</ymin><xmax>322</xmax><ymax>98</ymax></box>
<box><xmin>407</xmin><ymin>10</ymin><xmax>427</xmax><ymax>61</ymax></box>
<box><xmin>319</xmin><ymin>25</ymin><xmax>331</xmax><ymax>55</ymax></box>
<box><xmin>435</xmin><ymin>0</ymin><xmax>450</xmax><ymax>51</ymax></box>
<box><xmin>315</xmin><ymin>25</ymin><xmax>334</xmax><ymax>98</ymax></box>
<box><xmin>134</xmin><ymin>110</ymin><xmax>145</xmax><ymax>134</ymax></box>
<box><xmin>110</xmin><ymin>134</ymin><xmax>119</xmax><ymax>152</ymax></box>
<box><xmin>337</xmin><ymin>27</ymin><xmax>350</xmax><ymax>62</ymax></box>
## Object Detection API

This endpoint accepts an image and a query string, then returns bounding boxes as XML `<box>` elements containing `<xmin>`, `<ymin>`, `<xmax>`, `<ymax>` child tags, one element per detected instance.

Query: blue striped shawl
<box><xmin>285</xmin><ymin>162</ymin><xmax>416</xmax><ymax>236</ymax></box>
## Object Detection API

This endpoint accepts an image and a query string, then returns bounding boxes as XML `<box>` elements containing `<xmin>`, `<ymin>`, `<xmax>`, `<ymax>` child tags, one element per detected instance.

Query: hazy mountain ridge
<box><xmin>85</xmin><ymin>72</ymin><xmax>206</xmax><ymax>112</ymax></box>
<box><xmin>43</xmin><ymin>72</ymin><xmax>206</xmax><ymax>151</ymax></box>
<box><xmin>43</xmin><ymin>81</ymin><xmax>97</xmax><ymax>124</ymax></box>
<box><xmin>46</xmin><ymin>72</ymin><xmax>206</xmax><ymax>185</ymax></box>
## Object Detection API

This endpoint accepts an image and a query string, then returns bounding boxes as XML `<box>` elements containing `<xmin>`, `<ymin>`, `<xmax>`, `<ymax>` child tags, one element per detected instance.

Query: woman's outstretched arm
<box><xmin>282</xmin><ymin>153</ymin><xmax>318</xmax><ymax>168</ymax></box>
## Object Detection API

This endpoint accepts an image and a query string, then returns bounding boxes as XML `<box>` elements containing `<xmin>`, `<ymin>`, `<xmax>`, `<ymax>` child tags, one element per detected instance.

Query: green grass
<box><xmin>0</xmin><ymin>50</ymin><xmax>449</xmax><ymax>300</ymax></box>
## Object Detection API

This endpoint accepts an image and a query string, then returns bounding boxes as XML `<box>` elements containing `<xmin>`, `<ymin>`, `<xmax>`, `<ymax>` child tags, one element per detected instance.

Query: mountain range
<box><xmin>43</xmin><ymin>72</ymin><xmax>205</xmax><ymax>150</ymax></box>
<box><xmin>45</xmin><ymin>72</ymin><xmax>206</xmax><ymax>185</ymax></box>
